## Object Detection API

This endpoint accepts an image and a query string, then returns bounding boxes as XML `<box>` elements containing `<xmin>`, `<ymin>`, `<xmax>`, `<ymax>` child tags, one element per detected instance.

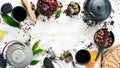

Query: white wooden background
<box><xmin>0</xmin><ymin>0</ymin><xmax>120</xmax><ymax>68</ymax></box>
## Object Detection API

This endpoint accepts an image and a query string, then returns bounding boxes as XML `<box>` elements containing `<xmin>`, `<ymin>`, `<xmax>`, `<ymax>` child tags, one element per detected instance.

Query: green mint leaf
<box><xmin>35</xmin><ymin>10</ymin><xmax>39</xmax><ymax>18</ymax></box>
<box><xmin>30</xmin><ymin>60</ymin><xmax>40</xmax><ymax>65</ymax></box>
<box><xmin>1</xmin><ymin>14</ymin><xmax>20</xmax><ymax>28</ymax></box>
<box><xmin>33</xmin><ymin>48</ymin><xmax>44</xmax><ymax>56</ymax></box>
<box><xmin>55</xmin><ymin>9</ymin><xmax>62</xmax><ymax>17</ymax></box>
<box><xmin>32</xmin><ymin>40</ymin><xmax>40</xmax><ymax>51</ymax></box>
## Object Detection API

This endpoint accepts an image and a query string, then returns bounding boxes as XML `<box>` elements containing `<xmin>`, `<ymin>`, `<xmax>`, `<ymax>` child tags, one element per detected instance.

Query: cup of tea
<box><xmin>11</xmin><ymin>6</ymin><xmax>27</xmax><ymax>23</ymax></box>
<box><xmin>75</xmin><ymin>49</ymin><xmax>91</xmax><ymax>65</ymax></box>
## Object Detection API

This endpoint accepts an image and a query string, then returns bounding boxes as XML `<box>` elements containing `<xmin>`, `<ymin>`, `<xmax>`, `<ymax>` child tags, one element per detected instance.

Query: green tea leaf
<box><xmin>55</xmin><ymin>9</ymin><xmax>62</xmax><ymax>17</ymax></box>
<box><xmin>33</xmin><ymin>48</ymin><xmax>44</xmax><ymax>56</ymax></box>
<box><xmin>32</xmin><ymin>40</ymin><xmax>40</xmax><ymax>51</ymax></box>
<box><xmin>30</xmin><ymin>60</ymin><xmax>40</xmax><ymax>65</ymax></box>
<box><xmin>1</xmin><ymin>14</ymin><xmax>20</xmax><ymax>28</ymax></box>
<box><xmin>35</xmin><ymin>10</ymin><xmax>39</xmax><ymax>18</ymax></box>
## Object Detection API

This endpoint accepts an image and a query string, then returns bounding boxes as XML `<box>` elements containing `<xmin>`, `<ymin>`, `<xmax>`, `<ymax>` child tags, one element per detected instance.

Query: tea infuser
<box><xmin>43</xmin><ymin>57</ymin><xmax>55</xmax><ymax>68</ymax></box>
<box><xmin>45</xmin><ymin>47</ymin><xmax>63</xmax><ymax>68</ymax></box>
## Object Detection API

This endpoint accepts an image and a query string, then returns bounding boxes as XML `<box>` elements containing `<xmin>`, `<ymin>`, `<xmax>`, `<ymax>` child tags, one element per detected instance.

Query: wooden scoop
<box><xmin>22</xmin><ymin>0</ymin><xmax>37</xmax><ymax>23</ymax></box>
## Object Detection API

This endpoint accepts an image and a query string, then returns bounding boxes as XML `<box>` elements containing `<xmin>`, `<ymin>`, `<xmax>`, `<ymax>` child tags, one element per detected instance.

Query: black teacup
<box><xmin>75</xmin><ymin>49</ymin><xmax>91</xmax><ymax>65</ymax></box>
<box><xmin>12</xmin><ymin>6</ymin><xmax>27</xmax><ymax>22</ymax></box>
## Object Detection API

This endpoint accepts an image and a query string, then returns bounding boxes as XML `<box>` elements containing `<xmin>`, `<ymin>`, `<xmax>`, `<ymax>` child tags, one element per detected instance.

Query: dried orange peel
<box><xmin>0</xmin><ymin>29</ymin><xmax>5</xmax><ymax>39</ymax></box>
<box><xmin>86</xmin><ymin>50</ymin><xmax>98</xmax><ymax>68</ymax></box>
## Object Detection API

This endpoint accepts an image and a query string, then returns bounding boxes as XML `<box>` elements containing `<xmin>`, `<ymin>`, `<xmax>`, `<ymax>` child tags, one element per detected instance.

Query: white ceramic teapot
<box><xmin>0</xmin><ymin>40</ymin><xmax>33</xmax><ymax>68</ymax></box>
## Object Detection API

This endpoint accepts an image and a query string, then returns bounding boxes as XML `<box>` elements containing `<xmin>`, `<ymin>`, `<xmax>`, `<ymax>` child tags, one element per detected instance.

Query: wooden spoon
<box><xmin>22</xmin><ymin>0</ymin><xmax>37</xmax><ymax>23</ymax></box>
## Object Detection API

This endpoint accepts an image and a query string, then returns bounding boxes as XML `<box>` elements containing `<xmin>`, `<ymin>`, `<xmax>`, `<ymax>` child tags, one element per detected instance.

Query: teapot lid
<box><xmin>84</xmin><ymin>0</ymin><xmax>111</xmax><ymax>22</ymax></box>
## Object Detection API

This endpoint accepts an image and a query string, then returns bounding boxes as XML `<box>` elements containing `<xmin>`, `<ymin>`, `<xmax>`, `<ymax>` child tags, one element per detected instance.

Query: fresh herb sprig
<box><xmin>55</xmin><ymin>9</ymin><xmax>62</xmax><ymax>18</ymax></box>
<box><xmin>30</xmin><ymin>40</ymin><xmax>45</xmax><ymax>66</ymax></box>
<box><xmin>30</xmin><ymin>60</ymin><xmax>40</xmax><ymax>65</ymax></box>
<box><xmin>1</xmin><ymin>14</ymin><xmax>20</xmax><ymax>28</ymax></box>
<box><xmin>35</xmin><ymin>10</ymin><xmax>39</xmax><ymax>18</ymax></box>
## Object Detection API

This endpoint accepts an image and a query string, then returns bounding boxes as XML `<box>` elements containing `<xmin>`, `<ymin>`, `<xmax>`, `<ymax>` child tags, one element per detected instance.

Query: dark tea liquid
<box><xmin>12</xmin><ymin>6</ymin><xmax>27</xmax><ymax>22</ymax></box>
<box><xmin>75</xmin><ymin>49</ymin><xmax>91</xmax><ymax>64</ymax></box>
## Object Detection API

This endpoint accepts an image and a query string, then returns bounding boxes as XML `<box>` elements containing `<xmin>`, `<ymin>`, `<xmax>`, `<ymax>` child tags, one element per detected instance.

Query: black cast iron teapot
<box><xmin>84</xmin><ymin>0</ymin><xmax>111</xmax><ymax>22</ymax></box>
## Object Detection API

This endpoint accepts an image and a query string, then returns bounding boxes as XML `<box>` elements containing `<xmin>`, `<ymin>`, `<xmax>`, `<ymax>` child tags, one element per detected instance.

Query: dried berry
<box><xmin>30</xmin><ymin>2</ymin><xmax>35</xmax><ymax>10</ymax></box>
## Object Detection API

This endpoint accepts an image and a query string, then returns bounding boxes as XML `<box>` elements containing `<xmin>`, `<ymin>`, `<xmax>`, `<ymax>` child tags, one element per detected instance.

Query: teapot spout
<box><xmin>25</xmin><ymin>39</ymin><xmax>30</xmax><ymax>46</ymax></box>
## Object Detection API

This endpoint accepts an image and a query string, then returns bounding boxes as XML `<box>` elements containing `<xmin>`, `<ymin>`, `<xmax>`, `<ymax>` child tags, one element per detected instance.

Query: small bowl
<box><xmin>94</xmin><ymin>29</ymin><xmax>114</xmax><ymax>48</ymax></box>
<box><xmin>67</xmin><ymin>2</ymin><xmax>80</xmax><ymax>15</ymax></box>
<box><xmin>37</xmin><ymin>0</ymin><xmax>59</xmax><ymax>17</ymax></box>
